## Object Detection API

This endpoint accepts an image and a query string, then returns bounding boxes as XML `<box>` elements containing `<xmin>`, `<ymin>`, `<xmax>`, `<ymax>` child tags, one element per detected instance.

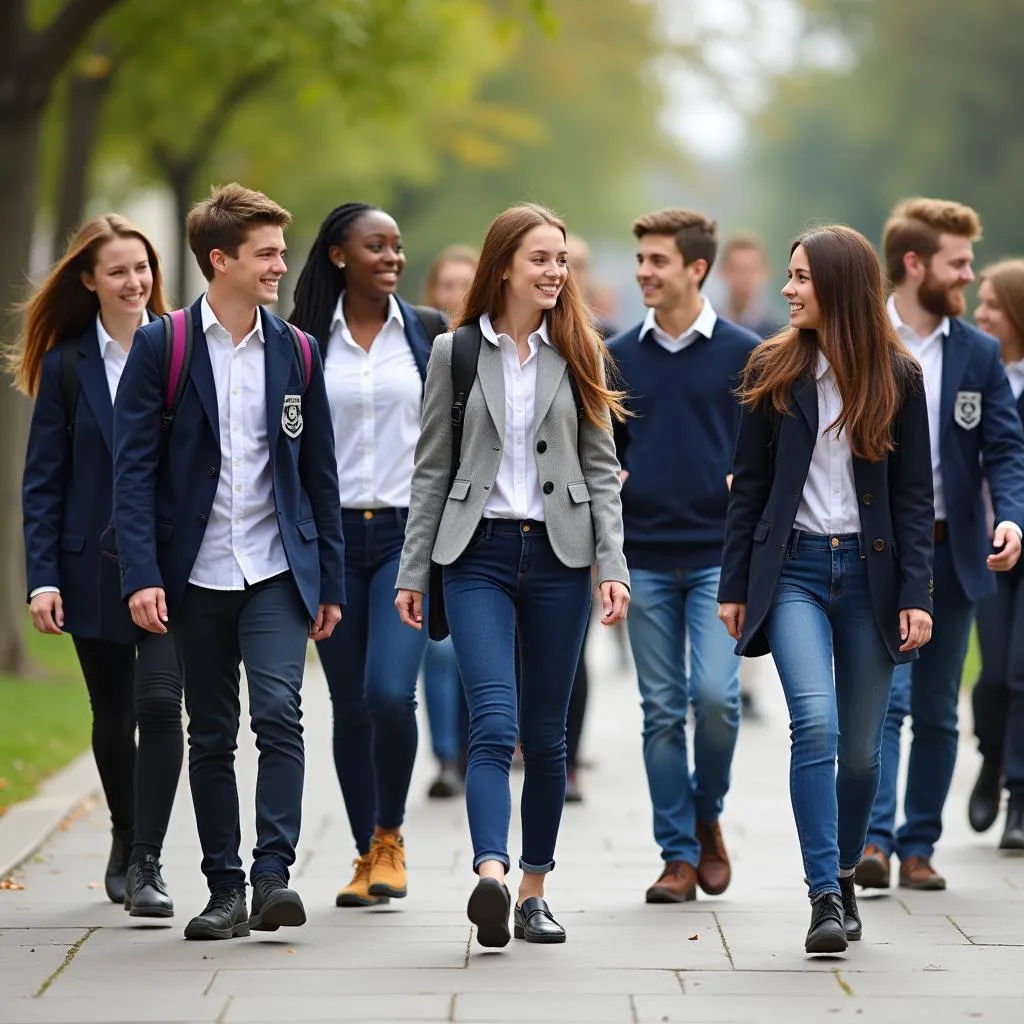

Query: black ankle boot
<box><xmin>104</xmin><ymin>828</ymin><xmax>133</xmax><ymax>904</ymax></box>
<box><xmin>805</xmin><ymin>892</ymin><xmax>848</xmax><ymax>955</ymax></box>
<box><xmin>969</xmin><ymin>759</ymin><xmax>1003</xmax><ymax>833</ymax></box>
<box><xmin>838</xmin><ymin>875</ymin><xmax>862</xmax><ymax>941</ymax></box>
<box><xmin>999</xmin><ymin>795</ymin><xmax>1024</xmax><ymax>850</ymax></box>
<box><xmin>124</xmin><ymin>855</ymin><xmax>174</xmax><ymax>918</ymax></box>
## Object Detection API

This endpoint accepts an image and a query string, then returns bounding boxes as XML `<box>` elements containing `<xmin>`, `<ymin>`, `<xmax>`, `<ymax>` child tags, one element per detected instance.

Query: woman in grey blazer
<box><xmin>396</xmin><ymin>204</ymin><xmax>630</xmax><ymax>949</ymax></box>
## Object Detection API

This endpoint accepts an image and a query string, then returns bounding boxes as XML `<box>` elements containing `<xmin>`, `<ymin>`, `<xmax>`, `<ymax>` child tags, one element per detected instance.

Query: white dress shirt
<box><xmin>188</xmin><ymin>296</ymin><xmax>289</xmax><ymax>590</ymax></box>
<box><xmin>481</xmin><ymin>312</ymin><xmax>550</xmax><ymax>521</ymax></box>
<box><xmin>1005</xmin><ymin>358</ymin><xmax>1024</xmax><ymax>401</ymax></box>
<box><xmin>97</xmin><ymin>310</ymin><xmax>149</xmax><ymax>401</ymax></box>
<box><xmin>794</xmin><ymin>352</ymin><xmax>860</xmax><ymax>536</ymax></box>
<box><xmin>640</xmin><ymin>297</ymin><xmax>718</xmax><ymax>353</ymax></box>
<box><xmin>324</xmin><ymin>294</ymin><xmax>422</xmax><ymax>508</ymax></box>
<box><xmin>887</xmin><ymin>294</ymin><xmax>950</xmax><ymax>519</ymax></box>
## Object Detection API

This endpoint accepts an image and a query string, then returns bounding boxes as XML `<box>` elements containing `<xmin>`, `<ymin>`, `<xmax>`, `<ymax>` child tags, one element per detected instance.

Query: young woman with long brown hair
<box><xmin>15</xmin><ymin>215</ymin><xmax>184</xmax><ymax>918</ymax></box>
<box><xmin>395</xmin><ymin>204</ymin><xmax>630</xmax><ymax>949</ymax></box>
<box><xmin>717</xmin><ymin>225</ymin><xmax>935</xmax><ymax>955</ymax></box>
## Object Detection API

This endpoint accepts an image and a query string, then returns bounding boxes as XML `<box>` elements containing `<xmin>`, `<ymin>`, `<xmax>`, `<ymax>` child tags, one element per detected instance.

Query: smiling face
<box><xmin>915</xmin><ymin>233</ymin><xmax>975</xmax><ymax>319</ymax></box>
<box><xmin>211</xmin><ymin>223</ymin><xmax>287</xmax><ymax>307</ymax></box>
<box><xmin>81</xmin><ymin>236</ymin><xmax>153</xmax><ymax>321</ymax></box>
<box><xmin>330</xmin><ymin>210</ymin><xmax>405</xmax><ymax>300</ymax></box>
<box><xmin>635</xmin><ymin>234</ymin><xmax>704</xmax><ymax>313</ymax></box>
<box><xmin>502</xmin><ymin>224</ymin><xmax>568</xmax><ymax>313</ymax></box>
<box><xmin>781</xmin><ymin>244</ymin><xmax>822</xmax><ymax>330</ymax></box>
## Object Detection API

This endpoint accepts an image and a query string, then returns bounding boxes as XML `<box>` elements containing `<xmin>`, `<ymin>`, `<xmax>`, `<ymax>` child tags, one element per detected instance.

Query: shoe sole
<box><xmin>184</xmin><ymin>920</ymin><xmax>250</xmax><ymax>940</ymax></box>
<box><xmin>335</xmin><ymin>893</ymin><xmax>390</xmax><ymax>908</ymax></box>
<box><xmin>249</xmin><ymin>893</ymin><xmax>307</xmax><ymax>931</ymax></box>
<box><xmin>368</xmin><ymin>882</ymin><xmax>407</xmax><ymax>899</ymax></box>
<box><xmin>806</xmin><ymin>927</ymin><xmax>849</xmax><ymax>955</ymax></box>
<box><xmin>467</xmin><ymin>882</ymin><xmax>511</xmax><ymax>948</ymax></box>
<box><xmin>125</xmin><ymin>901</ymin><xmax>175</xmax><ymax>919</ymax></box>
<box><xmin>645</xmin><ymin>887</ymin><xmax>697</xmax><ymax>904</ymax></box>
<box><xmin>899</xmin><ymin>877</ymin><xmax>946</xmax><ymax>891</ymax></box>
<box><xmin>854</xmin><ymin>859</ymin><xmax>890</xmax><ymax>889</ymax></box>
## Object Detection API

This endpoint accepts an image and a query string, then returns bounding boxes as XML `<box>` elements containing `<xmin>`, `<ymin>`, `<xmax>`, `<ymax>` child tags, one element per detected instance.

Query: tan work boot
<box><xmin>336</xmin><ymin>853</ymin><xmax>389</xmax><ymax>908</ymax></box>
<box><xmin>368</xmin><ymin>829</ymin><xmax>407</xmax><ymax>899</ymax></box>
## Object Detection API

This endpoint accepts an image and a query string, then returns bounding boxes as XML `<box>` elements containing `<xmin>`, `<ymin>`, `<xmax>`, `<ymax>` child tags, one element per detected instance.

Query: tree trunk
<box><xmin>170</xmin><ymin>167</ymin><xmax>194</xmax><ymax>307</ymax></box>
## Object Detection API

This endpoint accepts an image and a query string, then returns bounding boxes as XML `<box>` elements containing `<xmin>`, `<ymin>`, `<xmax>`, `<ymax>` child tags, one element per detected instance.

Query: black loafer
<box><xmin>805</xmin><ymin>892</ymin><xmax>848</xmax><ymax>955</ymax></box>
<box><xmin>467</xmin><ymin>877</ymin><xmax>511</xmax><ymax>948</ymax></box>
<box><xmin>838</xmin><ymin>875</ymin><xmax>861</xmax><ymax>941</ymax></box>
<box><xmin>514</xmin><ymin>897</ymin><xmax>566</xmax><ymax>944</ymax></box>
<box><xmin>248</xmin><ymin>875</ymin><xmax>306</xmax><ymax>932</ymax></box>
<box><xmin>184</xmin><ymin>888</ymin><xmax>249</xmax><ymax>940</ymax></box>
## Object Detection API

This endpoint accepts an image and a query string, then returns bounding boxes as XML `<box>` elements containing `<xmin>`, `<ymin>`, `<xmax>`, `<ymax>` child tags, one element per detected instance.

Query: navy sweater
<box><xmin>610</xmin><ymin>318</ymin><xmax>760</xmax><ymax>570</ymax></box>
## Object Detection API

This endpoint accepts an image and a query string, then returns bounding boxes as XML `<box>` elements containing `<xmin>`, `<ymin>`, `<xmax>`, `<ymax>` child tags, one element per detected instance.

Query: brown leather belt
<box><xmin>934</xmin><ymin>520</ymin><xmax>948</xmax><ymax>543</ymax></box>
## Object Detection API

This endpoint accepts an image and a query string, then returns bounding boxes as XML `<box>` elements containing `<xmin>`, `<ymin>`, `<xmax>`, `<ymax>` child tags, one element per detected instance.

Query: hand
<box><xmin>619</xmin><ymin>469</ymin><xmax>629</xmax><ymax>484</ymax></box>
<box><xmin>599</xmin><ymin>581</ymin><xmax>630</xmax><ymax>625</ymax></box>
<box><xmin>309</xmin><ymin>603</ymin><xmax>342</xmax><ymax>641</ymax></box>
<box><xmin>30</xmin><ymin>592</ymin><xmax>64</xmax><ymax>635</ymax></box>
<box><xmin>717</xmin><ymin>602</ymin><xmax>746</xmax><ymax>641</ymax></box>
<box><xmin>899</xmin><ymin>608</ymin><xmax>933</xmax><ymax>652</ymax></box>
<box><xmin>987</xmin><ymin>524</ymin><xmax>1022</xmax><ymax>572</ymax></box>
<box><xmin>128</xmin><ymin>587</ymin><xmax>168</xmax><ymax>634</ymax></box>
<box><xmin>395</xmin><ymin>589</ymin><xmax>424</xmax><ymax>629</ymax></box>
<box><xmin>725</xmin><ymin>473</ymin><xmax>734</xmax><ymax>491</ymax></box>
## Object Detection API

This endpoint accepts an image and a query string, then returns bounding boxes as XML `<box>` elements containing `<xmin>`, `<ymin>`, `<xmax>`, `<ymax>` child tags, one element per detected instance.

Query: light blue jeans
<box><xmin>627</xmin><ymin>565</ymin><xmax>741</xmax><ymax>866</ymax></box>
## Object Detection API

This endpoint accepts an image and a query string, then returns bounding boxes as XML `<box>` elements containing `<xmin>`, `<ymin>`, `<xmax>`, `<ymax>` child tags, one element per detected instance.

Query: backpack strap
<box><xmin>285</xmin><ymin>322</ymin><xmax>313</xmax><ymax>393</ymax></box>
<box><xmin>412</xmin><ymin>305</ymin><xmax>448</xmax><ymax>346</ymax></box>
<box><xmin>449</xmin><ymin>324</ymin><xmax>482</xmax><ymax>485</ymax></box>
<box><xmin>59</xmin><ymin>340</ymin><xmax>79</xmax><ymax>439</ymax></box>
<box><xmin>160</xmin><ymin>308</ymin><xmax>194</xmax><ymax>433</ymax></box>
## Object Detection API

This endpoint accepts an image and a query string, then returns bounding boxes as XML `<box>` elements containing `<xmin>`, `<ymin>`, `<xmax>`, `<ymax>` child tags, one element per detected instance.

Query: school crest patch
<box><xmin>954</xmin><ymin>391</ymin><xmax>982</xmax><ymax>431</ymax></box>
<box><xmin>282</xmin><ymin>394</ymin><xmax>303</xmax><ymax>438</ymax></box>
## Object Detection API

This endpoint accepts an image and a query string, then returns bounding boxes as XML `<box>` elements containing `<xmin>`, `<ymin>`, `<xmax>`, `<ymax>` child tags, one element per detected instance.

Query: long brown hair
<box><xmin>979</xmin><ymin>259</ymin><xmax>1024</xmax><ymax>360</ymax></box>
<box><xmin>7</xmin><ymin>214</ymin><xmax>168</xmax><ymax>396</ymax></box>
<box><xmin>740</xmin><ymin>225</ymin><xmax>920</xmax><ymax>462</ymax></box>
<box><xmin>455</xmin><ymin>204</ymin><xmax>627</xmax><ymax>428</ymax></box>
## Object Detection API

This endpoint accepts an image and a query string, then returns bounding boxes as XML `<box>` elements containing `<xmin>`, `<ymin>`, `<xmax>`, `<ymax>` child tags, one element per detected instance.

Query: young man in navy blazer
<box><xmin>609</xmin><ymin>209</ymin><xmax>759</xmax><ymax>904</ymax></box>
<box><xmin>113</xmin><ymin>184</ymin><xmax>345</xmax><ymax>940</ymax></box>
<box><xmin>858</xmin><ymin>198</ymin><xmax>1024</xmax><ymax>892</ymax></box>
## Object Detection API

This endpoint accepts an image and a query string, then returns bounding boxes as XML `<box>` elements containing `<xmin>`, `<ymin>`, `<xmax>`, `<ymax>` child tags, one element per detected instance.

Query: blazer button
<box><xmin>872</xmin><ymin>538</ymin><xmax>885</xmax><ymax>552</ymax></box>
<box><xmin>543</xmin><ymin>481</ymin><xmax>554</xmax><ymax>495</ymax></box>
<box><xmin>207</xmin><ymin>466</ymin><xmax>217</xmax><ymax>478</ymax></box>
<box><xmin>862</xmin><ymin>492</ymin><xmax>874</xmax><ymax>505</ymax></box>
<box><xmin>198</xmin><ymin>514</ymin><xmax>208</xmax><ymax>525</ymax></box>
<box><xmin>536</xmin><ymin>440</ymin><xmax>548</xmax><ymax>453</ymax></box>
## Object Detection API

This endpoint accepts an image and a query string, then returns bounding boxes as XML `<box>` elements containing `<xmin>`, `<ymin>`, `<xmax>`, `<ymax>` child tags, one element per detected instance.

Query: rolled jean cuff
<box><xmin>519</xmin><ymin>857</ymin><xmax>555</xmax><ymax>875</ymax></box>
<box><xmin>473</xmin><ymin>852</ymin><xmax>511</xmax><ymax>874</ymax></box>
<box><xmin>808</xmin><ymin>884</ymin><xmax>840</xmax><ymax>900</ymax></box>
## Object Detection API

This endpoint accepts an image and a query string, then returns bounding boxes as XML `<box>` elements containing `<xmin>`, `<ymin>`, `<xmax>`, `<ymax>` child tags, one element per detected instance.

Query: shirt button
<box><xmin>235</xmin><ymin>484</ymin><xmax>242</xmax><ymax>492</ymax></box>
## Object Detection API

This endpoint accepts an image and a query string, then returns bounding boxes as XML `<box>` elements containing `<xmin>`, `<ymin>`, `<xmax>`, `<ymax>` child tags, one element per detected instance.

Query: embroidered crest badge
<box><xmin>282</xmin><ymin>394</ymin><xmax>303</xmax><ymax>438</ymax></box>
<box><xmin>954</xmin><ymin>390</ymin><xmax>982</xmax><ymax>431</ymax></box>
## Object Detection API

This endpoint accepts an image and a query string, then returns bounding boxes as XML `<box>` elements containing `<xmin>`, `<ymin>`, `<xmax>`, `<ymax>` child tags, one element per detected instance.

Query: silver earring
<box><xmin>337</xmin><ymin>261</ymin><xmax>345</xmax><ymax>269</ymax></box>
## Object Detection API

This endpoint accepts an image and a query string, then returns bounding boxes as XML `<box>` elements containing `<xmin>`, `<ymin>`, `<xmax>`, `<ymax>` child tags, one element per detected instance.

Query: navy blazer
<box><xmin>935</xmin><ymin>319</ymin><xmax>1024</xmax><ymax>602</ymax></box>
<box><xmin>23</xmin><ymin>322</ymin><xmax>140</xmax><ymax>644</ymax></box>
<box><xmin>719</xmin><ymin>370</ymin><xmax>935</xmax><ymax>664</ymax></box>
<box><xmin>112</xmin><ymin>299</ymin><xmax>346</xmax><ymax>620</ymax></box>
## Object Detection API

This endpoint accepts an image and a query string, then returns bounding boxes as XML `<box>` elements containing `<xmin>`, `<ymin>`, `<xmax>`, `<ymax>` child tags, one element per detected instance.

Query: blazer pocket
<box><xmin>752</xmin><ymin>520</ymin><xmax>770</xmax><ymax>543</ymax></box>
<box><xmin>59</xmin><ymin>532</ymin><xmax>85</xmax><ymax>553</ymax></box>
<box><xmin>448</xmin><ymin>478</ymin><xmax>471</xmax><ymax>501</ymax></box>
<box><xmin>296</xmin><ymin>518</ymin><xmax>318</xmax><ymax>542</ymax></box>
<box><xmin>567</xmin><ymin>480</ymin><xmax>591</xmax><ymax>504</ymax></box>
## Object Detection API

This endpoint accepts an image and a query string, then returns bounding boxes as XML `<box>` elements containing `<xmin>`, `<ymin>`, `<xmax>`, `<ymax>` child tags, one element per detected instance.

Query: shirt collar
<box><xmin>813</xmin><ymin>349</ymin><xmax>832</xmax><ymax>381</ymax></box>
<box><xmin>331</xmin><ymin>291</ymin><xmax>405</xmax><ymax>333</ymax></box>
<box><xmin>479</xmin><ymin>311</ymin><xmax>550</xmax><ymax>348</ymax></box>
<box><xmin>886</xmin><ymin>293</ymin><xmax>950</xmax><ymax>343</ymax></box>
<box><xmin>96</xmin><ymin>310</ymin><xmax>149</xmax><ymax>358</ymax></box>
<box><xmin>201</xmin><ymin>293</ymin><xmax>264</xmax><ymax>343</ymax></box>
<box><xmin>639</xmin><ymin>296</ymin><xmax>718</xmax><ymax>343</ymax></box>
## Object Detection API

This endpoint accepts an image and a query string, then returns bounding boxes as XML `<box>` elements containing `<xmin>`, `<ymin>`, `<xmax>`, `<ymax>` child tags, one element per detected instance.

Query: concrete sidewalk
<box><xmin>1</xmin><ymin>628</ymin><xmax>1022</xmax><ymax>1023</ymax></box>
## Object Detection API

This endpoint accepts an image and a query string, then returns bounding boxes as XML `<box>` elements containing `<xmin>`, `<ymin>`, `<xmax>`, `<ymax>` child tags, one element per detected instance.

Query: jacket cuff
<box><xmin>120</xmin><ymin>564</ymin><xmax>164</xmax><ymax>602</ymax></box>
<box><xmin>898</xmin><ymin>585</ymin><xmax>933</xmax><ymax>617</ymax></box>
<box><xmin>395</xmin><ymin>567</ymin><xmax>429</xmax><ymax>594</ymax></box>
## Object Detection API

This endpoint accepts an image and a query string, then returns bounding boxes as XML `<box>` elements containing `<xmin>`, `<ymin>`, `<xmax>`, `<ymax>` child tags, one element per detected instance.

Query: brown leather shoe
<box><xmin>899</xmin><ymin>856</ymin><xmax>946</xmax><ymax>891</ymax></box>
<box><xmin>645</xmin><ymin>861</ymin><xmax>698</xmax><ymax>903</ymax></box>
<box><xmin>696</xmin><ymin>819</ymin><xmax>731</xmax><ymax>895</ymax></box>
<box><xmin>853</xmin><ymin>844</ymin><xmax>891</xmax><ymax>889</ymax></box>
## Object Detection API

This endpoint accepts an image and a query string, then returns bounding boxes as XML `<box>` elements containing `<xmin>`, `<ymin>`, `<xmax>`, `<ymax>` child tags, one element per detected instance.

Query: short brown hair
<box><xmin>721</xmin><ymin>233</ymin><xmax>768</xmax><ymax>263</ymax></box>
<box><xmin>882</xmin><ymin>197</ymin><xmax>982</xmax><ymax>286</ymax></box>
<box><xmin>187</xmin><ymin>183</ymin><xmax>292</xmax><ymax>281</ymax></box>
<box><xmin>632</xmin><ymin>208</ymin><xmax>718</xmax><ymax>286</ymax></box>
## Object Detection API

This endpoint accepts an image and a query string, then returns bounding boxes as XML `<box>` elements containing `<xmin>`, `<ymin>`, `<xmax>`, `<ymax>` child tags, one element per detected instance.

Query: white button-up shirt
<box><xmin>188</xmin><ymin>296</ymin><xmax>288</xmax><ymax>590</ymax></box>
<box><xmin>794</xmin><ymin>352</ymin><xmax>860</xmax><ymax>536</ymax></box>
<box><xmin>324</xmin><ymin>294</ymin><xmax>421</xmax><ymax>508</ymax></box>
<box><xmin>97</xmin><ymin>311</ymin><xmax>149</xmax><ymax>402</ymax></box>
<box><xmin>640</xmin><ymin>296</ymin><xmax>718</xmax><ymax>353</ymax></box>
<box><xmin>888</xmin><ymin>294</ymin><xmax>950</xmax><ymax>519</ymax></box>
<box><xmin>481</xmin><ymin>312</ymin><xmax>550</xmax><ymax>521</ymax></box>
<box><xmin>1005</xmin><ymin>358</ymin><xmax>1024</xmax><ymax>401</ymax></box>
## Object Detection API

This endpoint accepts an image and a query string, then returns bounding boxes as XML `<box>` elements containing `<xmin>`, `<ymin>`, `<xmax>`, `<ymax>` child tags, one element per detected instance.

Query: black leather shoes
<box><xmin>184</xmin><ymin>888</ymin><xmax>249</xmax><ymax>940</ymax></box>
<box><xmin>969</xmin><ymin>759</ymin><xmax>1003</xmax><ymax>833</ymax></box>
<box><xmin>428</xmin><ymin>762</ymin><xmax>463</xmax><ymax>799</ymax></box>
<box><xmin>838</xmin><ymin>875</ymin><xmax>861</xmax><ymax>941</ymax></box>
<box><xmin>805</xmin><ymin>892</ymin><xmax>848</xmax><ymax>955</ymax></box>
<box><xmin>124</xmin><ymin>855</ymin><xmax>174</xmax><ymax>918</ymax></box>
<box><xmin>514</xmin><ymin>897</ymin><xmax>566</xmax><ymax>944</ymax></box>
<box><xmin>249</xmin><ymin>875</ymin><xmax>306</xmax><ymax>931</ymax></box>
<box><xmin>104</xmin><ymin>828</ymin><xmax>133</xmax><ymax>904</ymax></box>
<box><xmin>999</xmin><ymin>795</ymin><xmax>1024</xmax><ymax>850</ymax></box>
<box><xmin>467</xmin><ymin>877</ymin><xmax>511</xmax><ymax>948</ymax></box>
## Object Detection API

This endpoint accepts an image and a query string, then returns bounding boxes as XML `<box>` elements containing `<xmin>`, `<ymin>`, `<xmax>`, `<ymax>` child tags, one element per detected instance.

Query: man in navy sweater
<box><xmin>610</xmin><ymin>208</ymin><xmax>759</xmax><ymax>904</ymax></box>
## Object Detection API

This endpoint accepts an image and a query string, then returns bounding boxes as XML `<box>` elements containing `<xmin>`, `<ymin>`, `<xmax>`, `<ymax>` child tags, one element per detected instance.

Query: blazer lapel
<box><xmin>76</xmin><ymin>325</ymin><xmax>114</xmax><ymax>455</ymax></box>
<box><xmin>792</xmin><ymin>373</ymin><xmax>819</xmax><ymax>436</ymax></box>
<box><xmin>264</xmin><ymin>310</ymin><xmax>294</xmax><ymax>452</ymax></box>
<box><xmin>477</xmin><ymin>338</ymin><xmax>505</xmax><ymax>438</ymax></box>
<box><xmin>939</xmin><ymin>322</ymin><xmax>969</xmax><ymax>438</ymax></box>
<box><xmin>396</xmin><ymin>296</ymin><xmax>432</xmax><ymax>381</ymax></box>
<box><xmin>533</xmin><ymin>342</ymin><xmax>568</xmax><ymax>430</ymax></box>
<box><xmin>188</xmin><ymin>300</ymin><xmax>221</xmax><ymax>437</ymax></box>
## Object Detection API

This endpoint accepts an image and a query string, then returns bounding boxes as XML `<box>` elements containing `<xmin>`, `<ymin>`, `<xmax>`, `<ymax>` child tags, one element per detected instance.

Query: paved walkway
<box><xmin>1</xmin><ymin>628</ymin><xmax>1023</xmax><ymax>1023</ymax></box>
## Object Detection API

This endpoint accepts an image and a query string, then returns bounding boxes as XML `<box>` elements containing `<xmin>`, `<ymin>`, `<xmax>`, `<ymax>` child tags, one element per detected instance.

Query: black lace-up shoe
<box><xmin>184</xmin><ymin>888</ymin><xmax>249</xmax><ymax>940</ymax></box>
<box><xmin>805</xmin><ymin>892</ymin><xmax>848</xmax><ymax>955</ymax></box>
<box><xmin>838</xmin><ymin>875</ymin><xmax>861</xmax><ymax>941</ymax></box>
<box><xmin>124</xmin><ymin>855</ymin><xmax>173</xmax><ymax>918</ymax></box>
<box><xmin>249</xmin><ymin>875</ymin><xmax>306</xmax><ymax>932</ymax></box>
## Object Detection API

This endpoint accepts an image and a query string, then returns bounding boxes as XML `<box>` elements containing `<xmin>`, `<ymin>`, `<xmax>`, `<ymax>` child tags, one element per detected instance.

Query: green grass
<box><xmin>961</xmin><ymin>625</ymin><xmax>980</xmax><ymax>691</ymax></box>
<box><xmin>0</xmin><ymin>623</ymin><xmax>90</xmax><ymax>813</ymax></box>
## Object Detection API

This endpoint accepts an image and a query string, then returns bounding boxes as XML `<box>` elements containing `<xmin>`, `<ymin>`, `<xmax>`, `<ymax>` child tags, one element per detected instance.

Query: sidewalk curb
<box><xmin>0</xmin><ymin>752</ymin><xmax>100</xmax><ymax>879</ymax></box>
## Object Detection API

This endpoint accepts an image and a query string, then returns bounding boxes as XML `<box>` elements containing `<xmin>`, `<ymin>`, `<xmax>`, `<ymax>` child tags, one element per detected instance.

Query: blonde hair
<box><xmin>883</xmin><ymin>197</ymin><xmax>982</xmax><ymax>285</ymax></box>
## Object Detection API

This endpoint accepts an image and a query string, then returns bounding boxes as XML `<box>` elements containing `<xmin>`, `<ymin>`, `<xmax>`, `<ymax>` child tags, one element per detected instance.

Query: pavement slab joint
<box><xmin>712</xmin><ymin>910</ymin><xmax>735</xmax><ymax>969</ymax></box>
<box><xmin>34</xmin><ymin>925</ymin><xmax>98</xmax><ymax>998</ymax></box>
<box><xmin>831</xmin><ymin>967</ymin><xmax>853</xmax><ymax>996</ymax></box>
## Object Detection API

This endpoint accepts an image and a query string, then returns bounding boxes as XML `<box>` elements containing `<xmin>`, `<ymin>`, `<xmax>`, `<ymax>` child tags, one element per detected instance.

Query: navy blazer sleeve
<box><xmin>22</xmin><ymin>350</ymin><xmax>70</xmax><ymax>596</ymax></box>
<box><xmin>112</xmin><ymin>325</ymin><xmax>166</xmax><ymax>598</ymax></box>
<box><xmin>718</xmin><ymin>398</ymin><xmax>774</xmax><ymax>604</ymax></box>
<box><xmin>888</xmin><ymin>376</ymin><xmax>935</xmax><ymax>614</ymax></box>
<box><xmin>297</xmin><ymin>337</ymin><xmax>346</xmax><ymax>607</ymax></box>
<box><xmin>978</xmin><ymin>340</ymin><xmax>1024</xmax><ymax>530</ymax></box>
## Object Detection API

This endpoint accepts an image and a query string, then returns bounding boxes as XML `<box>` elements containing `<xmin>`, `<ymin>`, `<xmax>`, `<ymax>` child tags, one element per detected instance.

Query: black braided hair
<box><xmin>289</xmin><ymin>202</ymin><xmax>380</xmax><ymax>348</ymax></box>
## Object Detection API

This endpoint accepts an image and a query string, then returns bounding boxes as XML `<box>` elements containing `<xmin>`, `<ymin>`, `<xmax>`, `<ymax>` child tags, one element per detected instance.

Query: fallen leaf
<box><xmin>0</xmin><ymin>877</ymin><xmax>25</xmax><ymax>891</ymax></box>
<box><xmin>285</xmin><ymin>948</ymin><xmax>295</xmax><ymax>955</ymax></box>
<box><xmin>87</xmin><ymin>882</ymin><xmax>100</xmax><ymax>890</ymax></box>
<box><xmin>688</xmin><ymin>933</ymin><xmax>699</xmax><ymax>941</ymax></box>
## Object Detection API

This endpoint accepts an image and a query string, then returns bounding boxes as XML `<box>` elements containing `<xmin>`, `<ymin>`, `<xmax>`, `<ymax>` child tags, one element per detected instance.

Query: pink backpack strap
<box><xmin>286</xmin><ymin>323</ymin><xmax>313</xmax><ymax>393</ymax></box>
<box><xmin>161</xmin><ymin>308</ymin><xmax>193</xmax><ymax>412</ymax></box>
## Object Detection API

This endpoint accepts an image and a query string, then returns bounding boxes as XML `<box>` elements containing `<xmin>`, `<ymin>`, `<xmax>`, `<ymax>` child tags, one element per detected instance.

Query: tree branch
<box><xmin>29</xmin><ymin>0</ymin><xmax>126</xmax><ymax>92</ymax></box>
<box><xmin>0</xmin><ymin>0</ymin><xmax>27</xmax><ymax>77</ymax></box>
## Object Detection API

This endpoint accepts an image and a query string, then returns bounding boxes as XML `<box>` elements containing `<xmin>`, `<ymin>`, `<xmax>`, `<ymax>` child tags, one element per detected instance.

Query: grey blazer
<box><xmin>396</xmin><ymin>329</ymin><xmax>629</xmax><ymax>594</ymax></box>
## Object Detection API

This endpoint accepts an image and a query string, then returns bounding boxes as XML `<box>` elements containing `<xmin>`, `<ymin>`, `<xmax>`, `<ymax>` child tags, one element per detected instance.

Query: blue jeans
<box><xmin>175</xmin><ymin>573</ymin><xmax>309</xmax><ymax>891</ymax></box>
<box><xmin>422</xmin><ymin>637</ymin><xmax>461</xmax><ymax>763</ymax></box>
<box><xmin>444</xmin><ymin>520</ymin><xmax>591</xmax><ymax>874</ymax></box>
<box><xmin>764</xmin><ymin>532</ymin><xmax>895</xmax><ymax>899</ymax></box>
<box><xmin>867</xmin><ymin>540</ymin><xmax>973</xmax><ymax>859</ymax></box>
<box><xmin>627</xmin><ymin>566</ymin><xmax>741</xmax><ymax>866</ymax></box>
<box><xmin>316</xmin><ymin>509</ymin><xmax>427</xmax><ymax>855</ymax></box>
